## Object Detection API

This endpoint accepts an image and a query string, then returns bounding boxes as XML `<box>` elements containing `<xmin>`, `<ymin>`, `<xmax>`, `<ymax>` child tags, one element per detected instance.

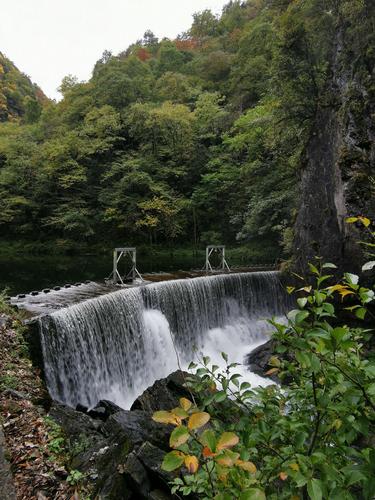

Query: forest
<box><xmin>1</xmin><ymin>1</ymin><xmax>375</xmax><ymax>499</ymax></box>
<box><xmin>1</xmin><ymin>0</ymin><xmax>371</xmax><ymax>261</ymax></box>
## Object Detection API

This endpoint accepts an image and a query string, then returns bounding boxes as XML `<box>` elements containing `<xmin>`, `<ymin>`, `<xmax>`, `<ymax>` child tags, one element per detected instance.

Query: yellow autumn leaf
<box><xmin>289</xmin><ymin>463</ymin><xmax>300</xmax><ymax>471</ymax></box>
<box><xmin>327</xmin><ymin>284</ymin><xmax>348</xmax><ymax>292</ymax></box>
<box><xmin>339</xmin><ymin>289</ymin><xmax>355</xmax><ymax>298</ymax></box>
<box><xmin>265</xmin><ymin>367</ymin><xmax>279</xmax><ymax>376</ymax></box>
<box><xmin>188</xmin><ymin>412</ymin><xmax>210</xmax><ymax>430</ymax></box>
<box><xmin>268</xmin><ymin>356</ymin><xmax>281</xmax><ymax>367</ymax></box>
<box><xmin>215</xmin><ymin>450</ymin><xmax>240</xmax><ymax>467</ymax></box>
<box><xmin>345</xmin><ymin>217</ymin><xmax>358</xmax><ymax>224</ymax></box>
<box><xmin>179</xmin><ymin>397</ymin><xmax>192</xmax><ymax>411</ymax></box>
<box><xmin>358</xmin><ymin>216</ymin><xmax>371</xmax><ymax>227</ymax></box>
<box><xmin>184</xmin><ymin>455</ymin><xmax>199</xmax><ymax>473</ymax></box>
<box><xmin>216</xmin><ymin>432</ymin><xmax>239</xmax><ymax>451</ymax></box>
<box><xmin>236</xmin><ymin>459</ymin><xmax>257</xmax><ymax>473</ymax></box>
<box><xmin>152</xmin><ymin>411</ymin><xmax>177</xmax><ymax>425</ymax></box>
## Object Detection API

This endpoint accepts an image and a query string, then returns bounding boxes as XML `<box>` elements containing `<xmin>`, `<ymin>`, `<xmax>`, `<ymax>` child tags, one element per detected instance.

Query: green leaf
<box><xmin>221</xmin><ymin>352</ymin><xmax>228</xmax><ymax>362</ymax></box>
<box><xmin>355</xmin><ymin>307</ymin><xmax>367</xmax><ymax>320</ymax></box>
<box><xmin>297</xmin><ymin>297</ymin><xmax>308</xmax><ymax>309</ymax></box>
<box><xmin>213</xmin><ymin>391</ymin><xmax>227</xmax><ymax>403</ymax></box>
<box><xmin>239</xmin><ymin>489</ymin><xmax>266</xmax><ymax>500</ymax></box>
<box><xmin>322</xmin><ymin>263</ymin><xmax>337</xmax><ymax>269</ymax></box>
<box><xmin>295</xmin><ymin>351</ymin><xmax>311</xmax><ymax>368</ymax></box>
<box><xmin>161</xmin><ymin>451</ymin><xmax>185</xmax><ymax>471</ymax></box>
<box><xmin>295</xmin><ymin>310</ymin><xmax>310</xmax><ymax>324</ymax></box>
<box><xmin>308</xmin><ymin>263</ymin><xmax>320</xmax><ymax>275</ymax></box>
<box><xmin>169</xmin><ymin>426</ymin><xmax>190</xmax><ymax>448</ymax></box>
<box><xmin>307</xmin><ymin>478</ymin><xmax>323</xmax><ymax>500</ymax></box>
<box><xmin>200</xmin><ymin>429</ymin><xmax>217</xmax><ymax>452</ymax></box>
<box><xmin>344</xmin><ymin>273</ymin><xmax>359</xmax><ymax>285</ymax></box>
<box><xmin>362</xmin><ymin>261</ymin><xmax>375</xmax><ymax>271</ymax></box>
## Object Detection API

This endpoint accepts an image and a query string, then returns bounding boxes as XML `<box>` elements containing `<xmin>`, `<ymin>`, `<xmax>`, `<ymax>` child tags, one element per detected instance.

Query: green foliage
<box><xmin>0</xmin><ymin>1</ymin><xmax>372</xmax><ymax>256</ymax></box>
<box><xmin>0</xmin><ymin>52</ymin><xmax>46</xmax><ymax>122</ymax></box>
<box><xmin>66</xmin><ymin>469</ymin><xmax>85</xmax><ymax>486</ymax></box>
<box><xmin>154</xmin><ymin>262</ymin><xmax>375</xmax><ymax>499</ymax></box>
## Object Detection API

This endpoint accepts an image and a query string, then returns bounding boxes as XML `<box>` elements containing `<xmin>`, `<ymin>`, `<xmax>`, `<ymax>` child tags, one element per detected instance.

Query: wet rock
<box><xmin>246</xmin><ymin>339</ymin><xmax>277</xmax><ymax>379</ymax></box>
<box><xmin>88</xmin><ymin>400</ymin><xmax>123</xmax><ymax>421</ymax></box>
<box><xmin>137</xmin><ymin>441</ymin><xmax>173</xmax><ymax>486</ymax></box>
<box><xmin>76</xmin><ymin>403</ymin><xmax>89</xmax><ymax>413</ymax></box>
<box><xmin>131</xmin><ymin>370</ymin><xmax>191</xmax><ymax>414</ymax></box>
<box><xmin>246</xmin><ymin>340</ymin><xmax>294</xmax><ymax>383</ymax></box>
<box><xmin>102</xmin><ymin>410</ymin><xmax>171</xmax><ymax>451</ymax></box>
<box><xmin>122</xmin><ymin>452</ymin><xmax>151</xmax><ymax>498</ymax></box>
<box><xmin>49</xmin><ymin>401</ymin><xmax>101</xmax><ymax>436</ymax></box>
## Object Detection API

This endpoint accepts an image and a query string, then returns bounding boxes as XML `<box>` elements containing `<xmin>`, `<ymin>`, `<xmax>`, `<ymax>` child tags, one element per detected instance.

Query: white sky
<box><xmin>1</xmin><ymin>0</ymin><xmax>228</xmax><ymax>100</ymax></box>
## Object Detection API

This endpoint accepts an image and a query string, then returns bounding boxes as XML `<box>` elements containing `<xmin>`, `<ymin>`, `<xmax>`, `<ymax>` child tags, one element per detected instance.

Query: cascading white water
<box><xmin>38</xmin><ymin>271</ymin><xmax>289</xmax><ymax>409</ymax></box>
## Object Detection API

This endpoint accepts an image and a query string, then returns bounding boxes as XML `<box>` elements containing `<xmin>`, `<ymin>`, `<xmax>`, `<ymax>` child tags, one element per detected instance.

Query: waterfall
<box><xmin>38</xmin><ymin>271</ymin><xmax>289</xmax><ymax>409</ymax></box>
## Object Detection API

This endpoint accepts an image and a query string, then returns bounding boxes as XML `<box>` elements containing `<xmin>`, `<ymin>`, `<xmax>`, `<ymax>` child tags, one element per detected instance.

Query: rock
<box><xmin>149</xmin><ymin>490</ymin><xmax>173</xmax><ymax>500</ymax></box>
<box><xmin>88</xmin><ymin>400</ymin><xmax>123</xmax><ymax>421</ymax></box>
<box><xmin>246</xmin><ymin>340</ymin><xmax>277</xmax><ymax>379</ymax></box>
<box><xmin>246</xmin><ymin>340</ymin><xmax>294</xmax><ymax>383</ymax></box>
<box><xmin>131</xmin><ymin>370</ymin><xmax>191</xmax><ymax>414</ymax></box>
<box><xmin>0</xmin><ymin>316</ymin><xmax>10</xmax><ymax>329</ymax></box>
<box><xmin>91</xmin><ymin>441</ymin><xmax>133</xmax><ymax>499</ymax></box>
<box><xmin>0</xmin><ymin>427</ymin><xmax>16</xmax><ymax>500</ymax></box>
<box><xmin>30</xmin><ymin>291</ymin><xmax>39</xmax><ymax>296</ymax></box>
<box><xmin>53</xmin><ymin>286</ymin><xmax>61</xmax><ymax>291</ymax></box>
<box><xmin>76</xmin><ymin>403</ymin><xmax>89</xmax><ymax>413</ymax></box>
<box><xmin>3</xmin><ymin>389</ymin><xmax>28</xmax><ymax>400</ymax></box>
<box><xmin>49</xmin><ymin>401</ymin><xmax>101</xmax><ymax>437</ymax></box>
<box><xmin>122</xmin><ymin>452</ymin><xmax>151</xmax><ymax>498</ymax></box>
<box><xmin>42</xmin><ymin>289</ymin><xmax>50</xmax><ymax>293</ymax></box>
<box><xmin>137</xmin><ymin>441</ymin><xmax>173</xmax><ymax>486</ymax></box>
<box><xmin>102</xmin><ymin>410</ymin><xmax>171</xmax><ymax>451</ymax></box>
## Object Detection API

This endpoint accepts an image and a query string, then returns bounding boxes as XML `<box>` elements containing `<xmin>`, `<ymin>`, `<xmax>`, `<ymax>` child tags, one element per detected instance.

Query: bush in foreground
<box><xmin>153</xmin><ymin>260</ymin><xmax>375</xmax><ymax>499</ymax></box>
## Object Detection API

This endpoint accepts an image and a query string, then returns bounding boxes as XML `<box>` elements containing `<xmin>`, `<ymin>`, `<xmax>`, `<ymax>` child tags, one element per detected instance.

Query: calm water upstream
<box><xmin>0</xmin><ymin>251</ymin><xmax>203</xmax><ymax>295</ymax></box>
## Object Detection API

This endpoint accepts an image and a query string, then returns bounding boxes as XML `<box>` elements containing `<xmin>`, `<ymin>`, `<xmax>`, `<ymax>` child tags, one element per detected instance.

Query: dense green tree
<box><xmin>1</xmin><ymin>0</ymin><xmax>370</xmax><ymax>258</ymax></box>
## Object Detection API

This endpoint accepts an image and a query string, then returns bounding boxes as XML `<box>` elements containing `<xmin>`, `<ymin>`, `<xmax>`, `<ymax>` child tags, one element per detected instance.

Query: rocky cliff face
<box><xmin>293</xmin><ymin>3</ymin><xmax>375</xmax><ymax>273</ymax></box>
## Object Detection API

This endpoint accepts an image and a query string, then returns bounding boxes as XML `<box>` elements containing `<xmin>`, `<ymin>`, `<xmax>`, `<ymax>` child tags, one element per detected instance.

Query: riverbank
<box><xmin>0</xmin><ymin>297</ymin><xmax>78</xmax><ymax>499</ymax></box>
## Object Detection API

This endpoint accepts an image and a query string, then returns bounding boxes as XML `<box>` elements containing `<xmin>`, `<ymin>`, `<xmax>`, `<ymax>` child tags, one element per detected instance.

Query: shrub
<box><xmin>153</xmin><ymin>260</ymin><xmax>375</xmax><ymax>499</ymax></box>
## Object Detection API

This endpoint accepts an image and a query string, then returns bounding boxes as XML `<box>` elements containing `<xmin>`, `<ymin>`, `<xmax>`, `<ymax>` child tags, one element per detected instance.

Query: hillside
<box><xmin>0</xmin><ymin>0</ymin><xmax>373</xmax><ymax>269</ymax></box>
<box><xmin>0</xmin><ymin>52</ymin><xmax>47</xmax><ymax>122</ymax></box>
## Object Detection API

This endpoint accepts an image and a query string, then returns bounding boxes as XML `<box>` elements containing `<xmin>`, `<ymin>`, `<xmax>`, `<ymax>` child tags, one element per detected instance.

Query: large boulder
<box><xmin>102</xmin><ymin>409</ymin><xmax>172</xmax><ymax>451</ymax></box>
<box><xmin>131</xmin><ymin>370</ymin><xmax>192</xmax><ymax>414</ymax></box>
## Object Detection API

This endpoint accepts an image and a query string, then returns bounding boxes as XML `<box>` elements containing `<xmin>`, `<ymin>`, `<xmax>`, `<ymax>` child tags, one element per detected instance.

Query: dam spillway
<box><xmin>38</xmin><ymin>271</ymin><xmax>289</xmax><ymax>410</ymax></box>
